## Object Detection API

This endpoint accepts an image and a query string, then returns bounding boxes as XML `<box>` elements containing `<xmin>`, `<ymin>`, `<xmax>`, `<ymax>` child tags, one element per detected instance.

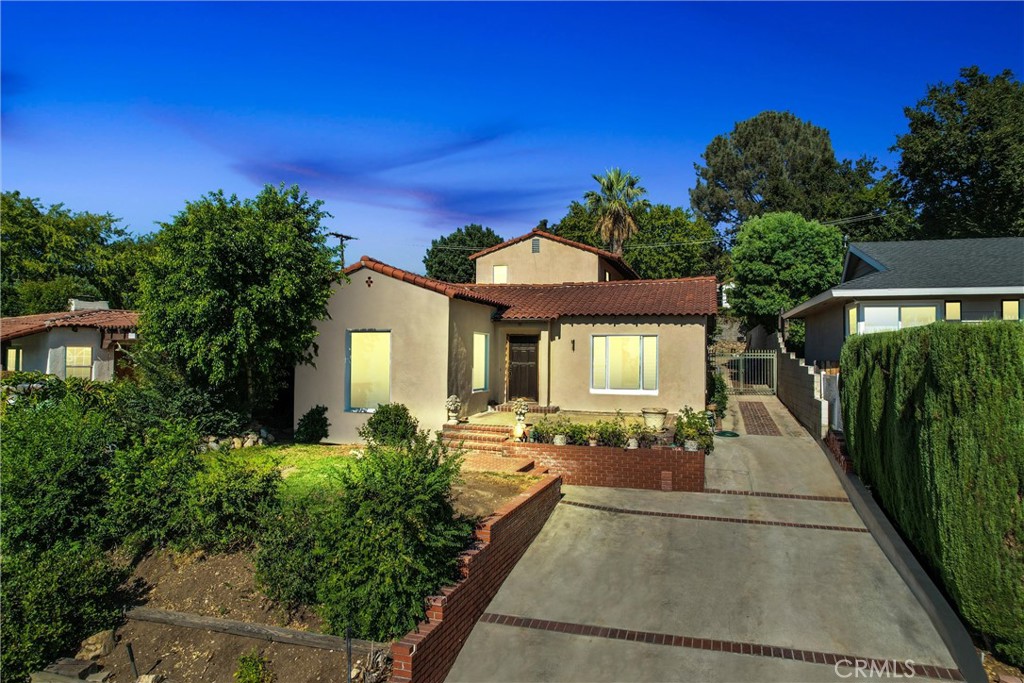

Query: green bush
<box><xmin>254</xmin><ymin>493</ymin><xmax>329</xmax><ymax>610</ymax></box>
<box><xmin>234</xmin><ymin>649</ymin><xmax>275</xmax><ymax>683</ymax></box>
<box><xmin>841</xmin><ymin>321</ymin><xmax>1024</xmax><ymax>664</ymax></box>
<box><xmin>0</xmin><ymin>541</ymin><xmax>129</xmax><ymax>682</ymax></box>
<box><xmin>711</xmin><ymin>373</ymin><xmax>729</xmax><ymax>418</ymax></box>
<box><xmin>531</xmin><ymin>414</ymin><xmax>629</xmax><ymax>447</ymax></box>
<box><xmin>183</xmin><ymin>454</ymin><xmax>281</xmax><ymax>552</ymax></box>
<box><xmin>357</xmin><ymin>402</ymin><xmax>418</xmax><ymax>447</ymax></box>
<box><xmin>675</xmin><ymin>407</ymin><xmax>714</xmax><ymax>453</ymax></box>
<box><xmin>294</xmin><ymin>404</ymin><xmax>330</xmax><ymax>444</ymax></box>
<box><xmin>317</xmin><ymin>433</ymin><xmax>472</xmax><ymax>640</ymax></box>
<box><xmin>0</xmin><ymin>394</ymin><xmax>121</xmax><ymax>552</ymax></box>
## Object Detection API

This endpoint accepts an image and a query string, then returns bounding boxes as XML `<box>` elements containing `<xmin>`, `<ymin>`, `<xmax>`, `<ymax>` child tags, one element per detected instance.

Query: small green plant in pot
<box><xmin>626</xmin><ymin>421</ymin><xmax>654</xmax><ymax>449</ymax></box>
<box><xmin>586</xmin><ymin>428</ymin><xmax>599</xmax><ymax>447</ymax></box>
<box><xmin>675</xmin><ymin>407</ymin><xmax>714</xmax><ymax>453</ymax></box>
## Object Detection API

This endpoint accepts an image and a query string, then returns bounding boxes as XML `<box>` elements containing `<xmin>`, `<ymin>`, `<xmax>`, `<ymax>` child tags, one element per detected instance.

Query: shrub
<box><xmin>596</xmin><ymin>418</ymin><xmax>628</xmax><ymax>448</ymax></box>
<box><xmin>711</xmin><ymin>373</ymin><xmax>729</xmax><ymax>418</ymax></box>
<box><xmin>675</xmin><ymin>407</ymin><xmax>714</xmax><ymax>453</ymax></box>
<box><xmin>841</xmin><ymin>321</ymin><xmax>1024</xmax><ymax>664</ymax></box>
<box><xmin>294</xmin><ymin>404</ymin><xmax>330</xmax><ymax>444</ymax></box>
<box><xmin>317</xmin><ymin>433</ymin><xmax>472</xmax><ymax>640</ymax></box>
<box><xmin>106</xmin><ymin>420</ymin><xmax>203</xmax><ymax>550</ymax></box>
<box><xmin>254</xmin><ymin>493</ymin><xmax>330</xmax><ymax>610</ymax></box>
<box><xmin>357</xmin><ymin>402</ymin><xmax>418</xmax><ymax>447</ymax></box>
<box><xmin>234</xmin><ymin>649</ymin><xmax>275</xmax><ymax>683</ymax></box>
<box><xmin>0</xmin><ymin>541</ymin><xmax>129</xmax><ymax>682</ymax></box>
<box><xmin>0</xmin><ymin>394</ymin><xmax>121</xmax><ymax>552</ymax></box>
<box><xmin>183</xmin><ymin>454</ymin><xmax>282</xmax><ymax>552</ymax></box>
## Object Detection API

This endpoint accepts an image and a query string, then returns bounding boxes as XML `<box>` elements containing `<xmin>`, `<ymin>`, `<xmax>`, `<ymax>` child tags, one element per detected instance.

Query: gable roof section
<box><xmin>1</xmin><ymin>309</ymin><xmax>139</xmax><ymax>342</ymax></box>
<box><xmin>345</xmin><ymin>255</ymin><xmax>716</xmax><ymax>320</ymax></box>
<box><xmin>838</xmin><ymin>237</ymin><xmax>1024</xmax><ymax>290</ymax></box>
<box><xmin>467</xmin><ymin>228</ymin><xmax>639</xmax><ymax>279</ymax></box>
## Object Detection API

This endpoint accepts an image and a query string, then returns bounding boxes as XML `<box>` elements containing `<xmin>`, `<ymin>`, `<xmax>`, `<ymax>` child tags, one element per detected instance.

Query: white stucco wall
<box><xmin>5</xmin><ymin>328</ymin><xmax>115</xmax><ymax>380</ymax></box>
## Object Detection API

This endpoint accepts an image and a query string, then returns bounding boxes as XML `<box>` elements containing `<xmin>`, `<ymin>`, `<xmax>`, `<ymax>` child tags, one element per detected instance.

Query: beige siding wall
<box><xmin>447</xmin><ymin>299</ymin><xmax>500</xmax><ymax>417</ymax></box>
<box><xmin>546</xmin><ymin>316</ymin><xmax>707</xmax><ymax>413</ymax></box>
<box><xmin>475</xmin><ymin>238</ymin><xmax>600</xmax><ymax>284</ymax></box>
<box><xmin>294</xmin><ymin>272</ymin><xmax>451</xmax><ymax>443</ymax></box>
<box><xmin>803</xmin><ymin>305</ymin><xmax>846</xmax><ymax>364</ymax></box>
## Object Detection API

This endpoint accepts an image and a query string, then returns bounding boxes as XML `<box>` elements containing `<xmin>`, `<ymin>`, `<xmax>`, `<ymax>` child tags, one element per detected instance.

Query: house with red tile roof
<box><xmin>0</xmin><ymin>300</ymin><xmax>139</xmax><ymax>381</ymax></box>
<box><xmin>295</xmin><ymin>230</ymin><xmax>717</xmax><ymax>443</ymax></box>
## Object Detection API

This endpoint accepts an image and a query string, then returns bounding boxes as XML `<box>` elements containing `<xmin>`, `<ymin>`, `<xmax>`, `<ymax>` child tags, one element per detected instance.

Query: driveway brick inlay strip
<box><xmin>738</xmin><ymin>401</ymin><xmax>783</xmax><ymax>436</ymax></box>
<box><xmin>560</xmin><ymin>500</ymin><xmax>868</xmax><ymax>533</ymax></box>
<box><xmin>704</xmin><ymin>488</ymin><xmax>849</xmax><ymax>502</ymax></box>
<box><xmin>479</xmin><ymin>612</ymin><xmax>963</xmax><ymax>681</ymax></box>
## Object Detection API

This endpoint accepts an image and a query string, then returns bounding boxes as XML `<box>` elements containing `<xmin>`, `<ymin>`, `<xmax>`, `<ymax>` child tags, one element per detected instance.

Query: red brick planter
<box><xmin>390</xmin><ymin>474</ymin><xmax>562</xmax><ymax>683</ymax></box>
<box><xmin>507</xmin><ymin>442</ymin><xmax>705</xmax><ymax>492</ymax></box>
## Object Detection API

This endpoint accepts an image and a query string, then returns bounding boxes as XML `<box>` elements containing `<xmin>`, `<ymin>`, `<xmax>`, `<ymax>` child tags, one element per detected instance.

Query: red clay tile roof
<box><xmin>467</xmin><ymin>228</ymin><xmax>639</xmax><ymax>279</ymax></box>
<box><xmin>1</xmin><ymin>309</ymin><xmax>139</xmax><ymax>342</ymax></box>
<box><xmin>345</xmin><ymin>256</ymin><xmax>717</xmax><ymax>320</ymax></box>
<box><xmin>464</xmin><ymin>278</ymin><xmax>718</xmax><ymax>320</ymax></box>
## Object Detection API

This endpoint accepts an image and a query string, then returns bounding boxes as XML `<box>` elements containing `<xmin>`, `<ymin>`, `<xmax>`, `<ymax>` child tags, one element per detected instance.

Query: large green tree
<box><xmin>690</xmin><ymin>111</ymin><xmax>911</xmax><ymax>239</ymax></box>
<box><xmin>422</xmin><ymin>224</ymin><xmax>503</xmax><ymax>283</ymax></box>
<box><xmin>584</xmin><ymin>168</ymin><xmax>651</xmax><ymax>255</ymax></box>
<box><xmin>729</xmin><ymin>212</ymin><xmax>844</xmax><ymax>331</ymax></box>
<box><xmin>0</xmin><ymin>191</ymin><xmax>140</xmax><ymax>315</ymax></box>
<box><xmin>138</xmin><ymin>185</ymin><xmax>342</xmax><ymax>414</ymax></box>
<box><xmin>894</xmin><ymin>66</ymin><xmax>1024</xmax><ymax>238</ymax></box>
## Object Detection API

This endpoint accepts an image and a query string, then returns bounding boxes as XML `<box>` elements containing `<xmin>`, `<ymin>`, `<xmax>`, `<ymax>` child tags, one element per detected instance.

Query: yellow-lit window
<box><xmin>348</xmin><ymin>331</ymin><xmax>390</xmax><ymax>411</ymax></box>
<box><xmin>847</xmin><ymin>306</ymin><xmax>858</xmax><ymax>336</ymax></box>
<box><xmin>492</xmin><ymin>265</ymin><xmax>508</xmax><ymax>284</ymax></box>
<box><xmin>900</xmin><ymin>305</ymin><xmax>937</xmax><ymax>329</ymax></box>
<box><xmin>472</xmin><ymin>333</ymin><xmax>488</xmax><ymax>391</ymax></box>
<box><xmin>592</xmin><ymin>335</ymin><xmax>657</xmax><ymax>392</ymax></box>
<box><xmin>944</xmin><ymin>301</ymin><xmax>961</xmax><ymax>321</ymax></box>
<box><xmin>5</xmin><ymin>347</ymin><xmax>22</xmax><ymax>371</ymax></box>
<box><xmin>65</xmin><ymin>347</ymin><xmax>92</xmax><ymax>379</ymax></box>
<box><xmin>1004</xmin><ymin>300</ymin><xmax>1021</xmax><ymax>321</ymax></box>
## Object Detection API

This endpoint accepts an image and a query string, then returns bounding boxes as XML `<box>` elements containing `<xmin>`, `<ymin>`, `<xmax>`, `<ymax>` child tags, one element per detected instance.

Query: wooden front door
<box><xmin>508</xmin><ymin>335</ymin><xmax>539</xmax><ymax>401</ymax></box>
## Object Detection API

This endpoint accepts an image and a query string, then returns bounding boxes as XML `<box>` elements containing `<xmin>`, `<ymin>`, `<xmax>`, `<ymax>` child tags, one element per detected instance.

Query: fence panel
<box><xmin>712</xmin><ymin>351</ymin><xmax>777</xmax><ymax>395</ymax></box>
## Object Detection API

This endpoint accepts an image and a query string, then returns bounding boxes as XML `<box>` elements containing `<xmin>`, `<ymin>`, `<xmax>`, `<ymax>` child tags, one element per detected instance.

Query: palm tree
<box><xmin>584</xmin><ymin>168</ymin><xmax>650</xmax><ymax>255</ymax></box>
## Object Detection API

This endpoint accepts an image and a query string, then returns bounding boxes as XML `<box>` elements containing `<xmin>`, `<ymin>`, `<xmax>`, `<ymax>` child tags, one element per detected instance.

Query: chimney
<box><xmin>68</xmin><ymin>299</ymin><xmax>110</xmax><ymax>311</ymax></box>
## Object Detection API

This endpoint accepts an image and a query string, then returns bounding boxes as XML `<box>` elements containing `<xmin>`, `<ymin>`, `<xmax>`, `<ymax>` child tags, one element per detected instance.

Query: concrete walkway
<box><xmin>448</xmin><ymin>397</ymin><xmax>960</xmax><ymax>682</ymax></box>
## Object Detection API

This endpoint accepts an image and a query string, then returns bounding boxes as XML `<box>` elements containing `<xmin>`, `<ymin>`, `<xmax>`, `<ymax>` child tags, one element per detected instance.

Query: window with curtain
<box><xmin>348</xmin><ymin>331</ymin><xmax>391</xmax><ymax>411</ymax></box>
<box><xmin>899</xmin><ymin>305</ymin><xmax>937</xmax><ymax>328</ymax></box>
<box><xmin>472</xmin><ymin>333</ymin><xmax>488</xmax><ymax>391</ymax></box>
<box><xmin>65</xmin><ymin>346</ymin><xmax>92</xmax><ymax>379</ymax></box>
<box><xmin>5</xmin><ymin>347</ymin><xmax>22</xmax><ymax>371</ymax></box>
<box><xmin>1004</xmin><ymin>300</ymin><xmax>1021</xmax><ymax>321</ymax></box>
<box><xmin>858</xmin><ymin>304</ymin><xmax>938</xmax><ymax>334</ymax></box>
<box><xmin>591</xmin><ymin>335</ymin><xmax>657</xmax><ymax>392</ymax></box>
<box><xmin>861</xmin><ymin>306</ymin><xmax>899</xmax><ymax>334</ymax></box>
<box><xmin>847</xmin><ymin>306</ymin><xmax>858</xmax><ymax>336</ymax></box>
<box><xmin>944</xmin><ymin>301</ymin><xmax>961</xmax><ymax>321</ymax></box>
<box><xmin>492</xmin><ymin>265</ymin><xmax>508</xmax><ymax>284</ymax></box>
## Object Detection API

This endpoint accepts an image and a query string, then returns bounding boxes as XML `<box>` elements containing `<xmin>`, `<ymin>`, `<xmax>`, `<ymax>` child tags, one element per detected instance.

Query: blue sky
<box><xmin>3</xmin><ymin>1</ymin><xmax>1022</xmax><ymax>272</ymax></box>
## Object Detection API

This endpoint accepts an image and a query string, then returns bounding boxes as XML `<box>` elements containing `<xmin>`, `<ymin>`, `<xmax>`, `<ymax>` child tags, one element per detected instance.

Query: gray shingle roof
<box><xmin>836</xmin><ymin>237</ymin><xmax>1024</xmax><ymax>290</ymax></box>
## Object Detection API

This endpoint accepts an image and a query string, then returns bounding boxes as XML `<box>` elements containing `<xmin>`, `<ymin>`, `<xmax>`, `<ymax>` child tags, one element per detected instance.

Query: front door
<box><xmin>508</xmin><ymin>335</ymin><xmax>539</xmax><ymax>401</ymax></box>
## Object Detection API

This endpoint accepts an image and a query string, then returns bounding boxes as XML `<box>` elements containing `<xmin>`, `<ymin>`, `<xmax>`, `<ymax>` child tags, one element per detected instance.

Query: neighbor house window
<box><xmin>65</xmin><ymin>346</ymin><xmax>92</xmax><ymax>379</ymax></box>
<box><xmin>492</xmin><ymin>265</ymin><xmax>508</xmax><ymax>284</ymax></box>
<box><xmin>5</xmin><ymin>347</ymin><xmax>22</xmax><ymax>371</ymax></box>
<box><xmin>860</xmin><ymin>306</ymin><xmax>899</xmax><ymax>334</ymax></box>
<box><xmin>1004</xmin><ymin>300</ymin><xmax>1021</xmax><ymax>321</ymax></box>
<box><xmin>899</xmin><ymin>305</ymin><xmax>937</xmax><ymax>328</ymax></box>
<box><xmin>591</xmin><ymin>335</ymin><xmax>657</xmax><ymax>393</ymax></box>
<box><xmin>472</xmin><ymin>333</ymin><xmax>489</xmax><ymax>391</ymax></box>
<box><xmin>847</xmin><ymin>306</ymin><xmax>858</xmax><ymax>336</ymax></box>
<box><xmin>347</xmin><ymin>331</ymin><xmax>391</xmax><ymax>411</ymax></box>
<box><xmin>857</xmin><ymin>303</ymin><xmax>938</xmax><ymax>334</ymax></box>
<box><xmin>944</xmin><ymin>301</ymin><xmax>962</xmax><ymax>321</ymax></box>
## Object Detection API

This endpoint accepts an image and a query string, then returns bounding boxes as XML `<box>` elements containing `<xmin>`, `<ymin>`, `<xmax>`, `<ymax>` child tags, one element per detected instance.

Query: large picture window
<box><xmin>472</xmin><ymin>333</ymin><xmax>489</xmax><ymax>391</ymax></box>
<box><xmin>348</xmin><ymin>331</ymin><xmax>391</xmax><ymax>411</ymax></box>
<box><xmin>591</xmin><ymin>335</ymin><xmax>657</xmax><ymax>393</ymax></box>
<box><xmin>65</xmin><ymin>346</ymin><xmax>92</xmax><ymax>379</ymax></box>
<box><xmin>853</xmin><ymin>303</ymin><xmax>938</xmax><ymax>336</ymax></box>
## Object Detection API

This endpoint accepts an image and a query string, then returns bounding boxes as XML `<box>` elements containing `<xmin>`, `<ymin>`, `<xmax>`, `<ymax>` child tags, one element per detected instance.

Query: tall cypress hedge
<box><xmin>841</xmin><ymin>321</ymin><xmax>1024</xmax><ymax>664</ymax></box>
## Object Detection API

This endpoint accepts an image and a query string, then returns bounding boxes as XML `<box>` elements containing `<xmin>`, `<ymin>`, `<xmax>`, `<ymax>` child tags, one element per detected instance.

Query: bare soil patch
<box><xmin>454</xmin><ymin>471</ymin><xmax>539</xmax><ymax>519</ymax></box>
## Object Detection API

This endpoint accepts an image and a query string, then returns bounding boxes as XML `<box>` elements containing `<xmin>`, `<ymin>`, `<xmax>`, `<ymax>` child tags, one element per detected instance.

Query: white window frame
<box><xmin>65</xmin><ymin>346</ymin><xmax>93</xmax><ymax>380</ymax></box>
<box><xmin>472</xmin><ymin>333</ymin><xmax>489</xmax><ymax>392</ymax></box>
<box><xmin>492</xmin><ymin>265</ymin><xmax>509</xmax><ymax>284</ymax></box>
<box><xmin>345</xmin><ymin>329</ymin><xmax>392</xmax><ymax>413</ymax></box>
<box><xmin>590</xmin><ymin>334</ymin><xmax>659</xmax><ymax>395</ymax></box>
<box><xmin>847</xmin><ymin>301</ymin><xmax>942</xmax><ymax>336</ymax></box>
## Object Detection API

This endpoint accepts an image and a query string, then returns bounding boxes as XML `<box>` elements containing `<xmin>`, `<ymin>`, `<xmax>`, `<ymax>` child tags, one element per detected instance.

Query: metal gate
<box><xmin>712</xmin><ymin>350</ymin><xmax>777</xmax><ymax>395</ymax></box>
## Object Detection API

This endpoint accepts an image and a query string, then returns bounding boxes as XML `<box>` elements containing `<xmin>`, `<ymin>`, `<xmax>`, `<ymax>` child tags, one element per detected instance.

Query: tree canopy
<box><xmin>729</xmin><ymin>212</ymin><xmax>844</xmax><ymax>331</ymax></box>
<box><xmin>0</xmin><ymin>191</ymin><xmax>147</xmax><ymax>315</ymax></box>
<box><xmin>138</xmin><ymin>185</ymin><xmax>342</xmax><ymax>415</ymax></box>
<box><xmin>422</xmin><ymin>224</ymin><xmax>503</xmax><ymax>283</ymax></box>
<box><xmin>894</xmin><ymin>66</ymin><xmax>1024</xmax><ymax>238</ymax></box>
<box><xmin>583</xmin><ymin>169</ymin><xmax>651</xmax><ymax>255</ymax></box>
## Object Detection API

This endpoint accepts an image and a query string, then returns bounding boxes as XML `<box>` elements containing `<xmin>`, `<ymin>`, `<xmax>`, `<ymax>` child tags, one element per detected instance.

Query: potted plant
<box><xmin>586</xmin><ymin>428</ymin><xmax>599</xmax><ymax>447</ymax></box>
<box><xmin>512</xmin><ymin>397</ymin><xmax>530</xmax><ymax>423</ymax></box>
<box><xmin>551</xmin><ymin>416</ymin><xmax>570</xmax><ymax>446</ymax></box>
<box><xmin>641</xmin><ymin>407</ymin><xmax>668</xmax><ymax>431</ymax></box>
<box><xmin>626</xmin><ymin>421</ymin><xmax>651</xmax><ymax>449</ymax></box>
<box><xmin>675</xmin><ymin>406</ymin><xmax>714</xmax><ymax>453</ymax></box>
<box><xmin>445</xmin><ymin>394</ymin><xmax>461</xmax><ymax>424</ymax></box>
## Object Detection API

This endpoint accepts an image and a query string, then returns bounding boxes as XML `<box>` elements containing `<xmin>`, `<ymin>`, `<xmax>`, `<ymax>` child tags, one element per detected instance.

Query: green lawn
<box><xmin>241</xmin><ymin>443</ymin><xmax>361</xmax><ymax>498</ymax></box>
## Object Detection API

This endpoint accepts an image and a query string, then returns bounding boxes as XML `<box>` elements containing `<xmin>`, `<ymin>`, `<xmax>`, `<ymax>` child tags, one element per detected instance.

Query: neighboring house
<box><xmin>470</xmin><ymin>227</ymin><xmax>638</xmax><ymax>283</ymax></box>
<box><xmin>784</xmin><ymin>237</ymin><xmax>1024</xmax><ymax>364</ymax></box>
<box><xmin>295</xmin><ymin>230</ymin><xmax>717</xmax><ymax>443</ymax></box>
<box><xmin>0</xmin><ymin>300</ymin><xmax>139</xmax><ymax>381</ymax></box>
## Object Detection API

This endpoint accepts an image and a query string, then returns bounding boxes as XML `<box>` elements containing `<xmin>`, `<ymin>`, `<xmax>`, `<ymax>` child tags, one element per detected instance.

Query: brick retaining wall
<box><xmin>507</xmin><ymin>443</ymin><xmax>705</xmax><ymax>492</ymax></box>
<box><xmin>390</xmin><ymin>474</ymin><xmax>562</xmax><ymax>683</ymax></box>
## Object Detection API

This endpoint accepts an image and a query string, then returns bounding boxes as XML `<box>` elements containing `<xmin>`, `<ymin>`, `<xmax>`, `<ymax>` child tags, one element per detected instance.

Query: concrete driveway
<box><xmin>448</xmin><ymin>398</ymin><xmax>961</xmax><ymax>682</ymax></box>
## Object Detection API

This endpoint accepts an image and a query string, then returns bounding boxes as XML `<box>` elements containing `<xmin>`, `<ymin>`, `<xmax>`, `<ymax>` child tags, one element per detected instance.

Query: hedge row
<box><xmin>840</xmin><ymin>321</ymin><xmax>1024</xmax><ymax>664</ymax></box>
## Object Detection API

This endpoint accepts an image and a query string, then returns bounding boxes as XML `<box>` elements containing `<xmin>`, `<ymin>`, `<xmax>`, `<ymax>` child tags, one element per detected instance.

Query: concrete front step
<box><xmin>445</xmin><ymin>423</ymin><xmax>514</xmax><ymax>435</ymax></box>
<box><xmin>443</xmin><ymin>439</ymin><xmax>507</xmax><ymax>453</ymax></box>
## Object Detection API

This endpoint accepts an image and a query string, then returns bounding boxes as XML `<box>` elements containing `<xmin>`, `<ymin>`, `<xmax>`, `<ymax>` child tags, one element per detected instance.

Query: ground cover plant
<box><xmin>841</xmin><ymin>321</ymin><xmax>1024</xmax><ymax>665</ymax></box>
